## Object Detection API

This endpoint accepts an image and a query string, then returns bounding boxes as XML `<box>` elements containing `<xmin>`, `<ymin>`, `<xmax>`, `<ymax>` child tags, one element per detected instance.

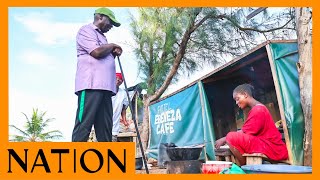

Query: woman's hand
<box><xmin>215</xmin><ymin>137</ymin><xmax>226</xmax><ymax>149</ymax></box>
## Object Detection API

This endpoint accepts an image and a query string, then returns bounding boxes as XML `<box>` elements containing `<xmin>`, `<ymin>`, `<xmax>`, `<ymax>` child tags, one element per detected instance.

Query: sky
<box><xmin>8</xmin><ymin>7</ymin><xmax>215</xmax><ymax>142</ymax></box>
<box><xmin>8</xmin><ymin>7</ymin><xmax>291</xmax><ymax>142</ymax></box>
<box><xmin>8</xmin><ymin>7</ymin><xmax>142</xmax><ymax>141</ymax></box>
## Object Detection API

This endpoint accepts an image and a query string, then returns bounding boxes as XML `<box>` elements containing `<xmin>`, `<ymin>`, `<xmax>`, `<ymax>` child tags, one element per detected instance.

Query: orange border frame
<box><xmin>1</xmin><ymin>0</ymin><xmax>318</xmax><ymax>180</ymax></box>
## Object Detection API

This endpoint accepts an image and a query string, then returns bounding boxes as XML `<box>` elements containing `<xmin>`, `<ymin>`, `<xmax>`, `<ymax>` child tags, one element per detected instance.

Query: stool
<box><xmin>215</xmin><ymin>148</ymin><xmax>235</xmax><ymax>162</ymax></box>
<box><xmin>243</xmin><ymin>153</ymin><xmax>291</xmax><ymax>165</ymax></box>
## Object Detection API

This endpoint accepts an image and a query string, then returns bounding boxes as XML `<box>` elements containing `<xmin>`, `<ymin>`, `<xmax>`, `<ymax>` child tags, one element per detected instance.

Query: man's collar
<box><xmin>90</xmin><ymin>23</ymin><xmax>105</xmax><ymax>37</ymax></box>
<box><xmin>90</xmin><ymin>23</ymin><xmax>99</xmax><ymax>30</ymax></box>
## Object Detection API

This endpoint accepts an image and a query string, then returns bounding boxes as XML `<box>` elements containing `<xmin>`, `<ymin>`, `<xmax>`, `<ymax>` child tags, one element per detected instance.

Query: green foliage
<box><xmin>130</xmin><ymin>7</ymin><xmax>295</xmax><ymax>96</ymax></box>
<box><xmin>130</xmin><ymin>8</ymin><xmax>182</xmax><ymax>94</ymax></box>
<box><xmin>9</xmin><ymin>108</ymin><xmax>63</xmax><ymax>142</ymax></box>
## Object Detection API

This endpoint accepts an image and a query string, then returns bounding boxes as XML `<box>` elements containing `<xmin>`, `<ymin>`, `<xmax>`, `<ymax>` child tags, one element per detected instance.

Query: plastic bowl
<box><xmin>166</xmin><ymin>147</ymin><xmax>203</xmax><ymax>161</ymax></box>
<box><xmin>202</xmin><ymin>161</ymin><xmax>232</xmax><ymax>174</ymax></box>
<box><xmin>241</xmin><ymin>164</ymin><xmax>312</xmax><ymax>174</ymax></box>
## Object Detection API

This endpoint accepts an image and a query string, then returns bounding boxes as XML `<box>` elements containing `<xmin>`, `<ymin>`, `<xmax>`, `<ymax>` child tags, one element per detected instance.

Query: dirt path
<box><xmin>135</xmin><ymin>167</ymin><xmax>167</xmax><ymax>174</ymax></box>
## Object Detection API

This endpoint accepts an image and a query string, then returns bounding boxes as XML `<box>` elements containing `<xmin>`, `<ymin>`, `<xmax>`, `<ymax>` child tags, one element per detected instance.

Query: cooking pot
<box><xmin>166</xmin><ymin>147</ymin><xmax>203</xmax><ymax>161</ymax></box>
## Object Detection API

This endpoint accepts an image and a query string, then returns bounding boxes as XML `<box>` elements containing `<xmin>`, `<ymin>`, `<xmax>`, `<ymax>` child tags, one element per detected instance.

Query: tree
<box><xmin>9</xmin><ymin>108</ymin><xmax>63</xmax><ymax>142</ymax></box>
<box><xmin>130</xmin><ymin>7</ymin><xmax>295</xmax><ymax>150</ymax></box>
<box><xmin>295</xmin><ymin>7</ymin><xmax>312</xmax><ymax>166</ymax></box>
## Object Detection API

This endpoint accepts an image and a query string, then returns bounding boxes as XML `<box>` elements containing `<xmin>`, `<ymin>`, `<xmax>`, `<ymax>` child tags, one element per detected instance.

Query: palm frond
<box><xmin>9</xmin><ymin>125</ymin><xmax>31</xmax><ymax>138</ymax></box>
<box><xmin>9</xmin><ymin>109</ymin><xmax>63</xmax><ymax>142</ymax></box>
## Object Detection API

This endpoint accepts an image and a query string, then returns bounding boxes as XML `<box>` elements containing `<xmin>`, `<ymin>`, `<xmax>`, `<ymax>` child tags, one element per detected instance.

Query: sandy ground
<box><xmin>135</xmin><ymin>167</ymin><xmax>167</xmax><ymax>174</ymax></box>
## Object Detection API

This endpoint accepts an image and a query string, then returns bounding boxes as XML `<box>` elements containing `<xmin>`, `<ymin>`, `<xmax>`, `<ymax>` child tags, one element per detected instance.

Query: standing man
<box><xmin>112</xmin><ymin>73</ymin><xmax>130</xmax><ymax>142</ymax></box>
<box><xmin>72</xmin><ymin>8</ymin><xmax>122</xmax><ymax>142</ymax></box>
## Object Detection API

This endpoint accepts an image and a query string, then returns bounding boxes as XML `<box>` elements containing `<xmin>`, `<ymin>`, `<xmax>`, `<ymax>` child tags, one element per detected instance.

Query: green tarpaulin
<box><xmin>147</xmin><ymin>41</ymin><xmax>305</xmax><ymax>166</ymax></box>
<box><xmin>148</xmin><ymin>82</ymin><xmax>215</xmax><ymax>160</ymax></box>
<box><xmin>269</xmin><ymin>42</ymin><xmax>305</xmax><ymax>165</ymax></box>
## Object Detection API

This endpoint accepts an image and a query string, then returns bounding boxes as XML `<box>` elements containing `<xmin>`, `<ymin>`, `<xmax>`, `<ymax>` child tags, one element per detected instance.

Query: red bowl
<box><xmin>202</xmin><ymin>161</ymin><xmax>232</xmax><ymax>174</ymax></box>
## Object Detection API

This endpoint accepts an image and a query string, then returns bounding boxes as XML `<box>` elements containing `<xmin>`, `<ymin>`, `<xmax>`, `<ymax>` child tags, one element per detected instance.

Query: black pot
<box><xmin>166</xmin><ymin>147</ymin><xmax>203</xmax><ymax>161</ymax></box>
<box><xmin>135</xmin><ymin>157</ymin><xmax>143</xmax><ymax>170</ymax></box>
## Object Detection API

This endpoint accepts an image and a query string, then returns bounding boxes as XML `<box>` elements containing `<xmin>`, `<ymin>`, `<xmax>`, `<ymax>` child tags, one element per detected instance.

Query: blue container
<box><xmin>158</xmin><ymin>143</ymin><xmax>171</xmax><ymax>168</ymax></box>
<box><xmin>241</xmin><ymin>164</ymin><xmax>312</xmax><ymax>174</ymax></box>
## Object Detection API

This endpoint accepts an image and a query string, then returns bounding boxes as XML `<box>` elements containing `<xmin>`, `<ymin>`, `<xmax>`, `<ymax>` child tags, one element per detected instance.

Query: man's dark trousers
<box><xmin>72</xmin><ymin>89</ymin><xmax>113</xmax><ymax>142</ymax></box>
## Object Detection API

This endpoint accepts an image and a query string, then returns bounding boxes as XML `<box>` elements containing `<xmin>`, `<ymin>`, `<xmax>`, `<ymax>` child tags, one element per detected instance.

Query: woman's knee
<box><xmin>226</xmin><ymin>132</ymin><xmax>240</xmax><ymax>145</ymax></box>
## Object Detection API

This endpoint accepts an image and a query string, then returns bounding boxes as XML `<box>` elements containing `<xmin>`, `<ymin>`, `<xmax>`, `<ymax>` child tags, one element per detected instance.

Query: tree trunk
<box><xmin>141</xmin><ymin>95</ymin><xmax>150</xmax><ymax>152</ymax></box>
<box><xmin>139</xmin><ymin>9</ymin><xmax>212</xmax><ymax>154</ymax></box>
<box><xmin>295</xmin><ymin>7</ymin><xmax>312</xmax><ymax>166</ymax></box>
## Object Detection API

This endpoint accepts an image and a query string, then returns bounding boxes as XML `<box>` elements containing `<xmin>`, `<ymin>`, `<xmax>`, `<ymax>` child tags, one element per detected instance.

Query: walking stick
<box><xmin>116</xmin><ymin>56</ymin><xmax>149</xmax><ymax>174</ymax></box>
